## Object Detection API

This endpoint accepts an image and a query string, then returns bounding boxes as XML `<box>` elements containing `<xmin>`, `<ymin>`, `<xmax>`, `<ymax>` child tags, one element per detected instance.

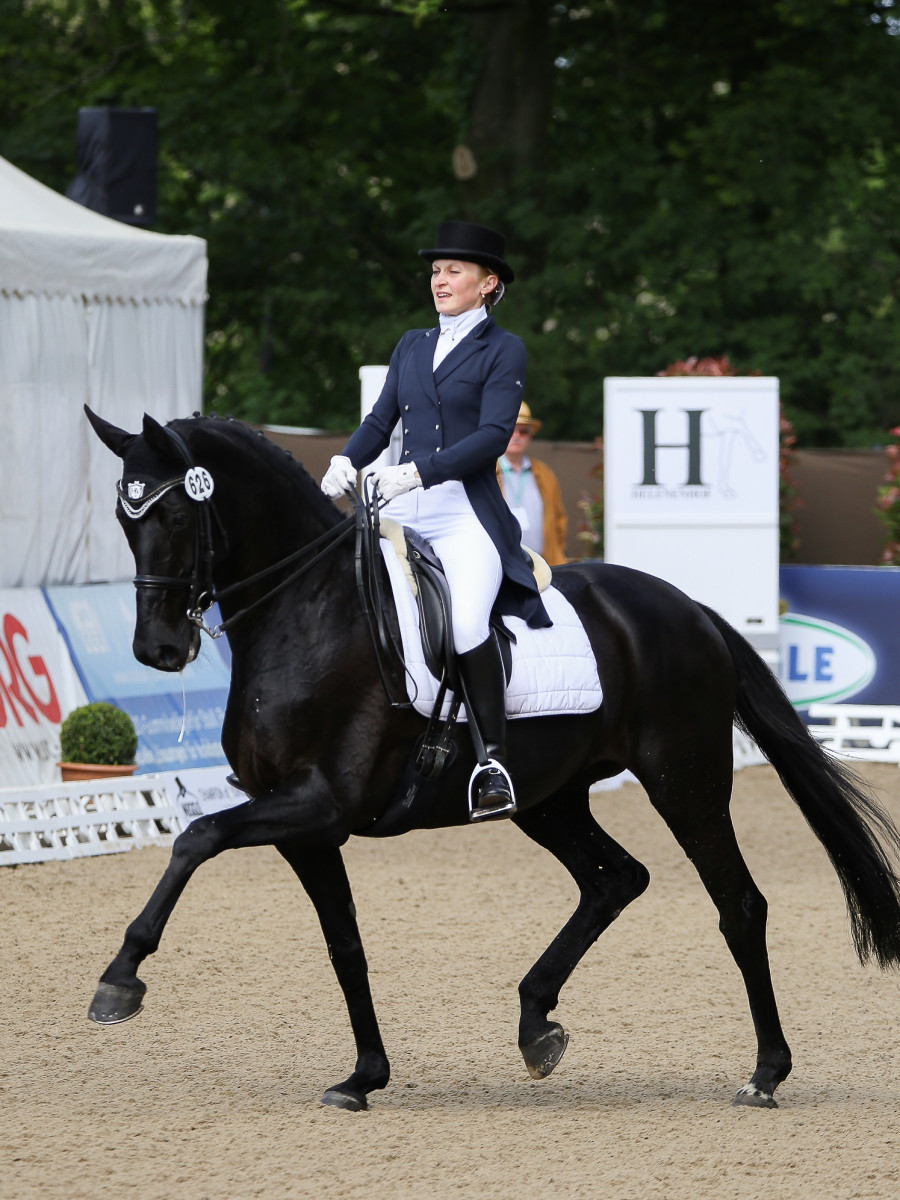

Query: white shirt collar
<box><xmin>438</xmin><ymin>305</ymin><xmax>489</xmax><ymax>341</ymax></box>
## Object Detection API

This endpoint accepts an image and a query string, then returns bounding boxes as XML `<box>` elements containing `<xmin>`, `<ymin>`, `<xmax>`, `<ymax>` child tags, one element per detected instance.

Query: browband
<box><xmin>116</xmin><ymin>476</ymin><xmax>186</xmax><ymax>520</ymax></box>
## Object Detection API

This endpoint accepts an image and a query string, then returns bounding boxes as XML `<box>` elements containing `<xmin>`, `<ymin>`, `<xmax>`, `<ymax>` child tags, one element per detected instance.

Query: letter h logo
<box><xmin>638</xmin><ymin>409</ymin><xmax>706</xmax><ymax>486</ymax></box>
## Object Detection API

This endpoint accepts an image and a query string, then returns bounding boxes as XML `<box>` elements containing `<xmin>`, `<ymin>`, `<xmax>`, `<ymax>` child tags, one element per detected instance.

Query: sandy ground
<box><xmin>1</xmin><ymin>762</ymin><xmax>898</xmax><ymax>1200</ymax></box>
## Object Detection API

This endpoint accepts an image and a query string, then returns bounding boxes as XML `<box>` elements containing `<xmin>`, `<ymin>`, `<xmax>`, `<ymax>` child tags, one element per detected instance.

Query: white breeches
<box><xmin>384</xmin><ymin>480</ymin><xmax>503</xmax><ymax>653</ymax></box>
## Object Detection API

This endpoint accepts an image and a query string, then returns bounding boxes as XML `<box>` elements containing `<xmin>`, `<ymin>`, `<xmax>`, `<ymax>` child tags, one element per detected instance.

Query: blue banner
<box><xmin>778</xmin><ymin>566</ymin><xmax>900</xmax><ymax>710</ymax></box>
<box><xmin>43</xmin><ymin>583</ymin><xmax>231</xmax><ymax>771</ymax></box>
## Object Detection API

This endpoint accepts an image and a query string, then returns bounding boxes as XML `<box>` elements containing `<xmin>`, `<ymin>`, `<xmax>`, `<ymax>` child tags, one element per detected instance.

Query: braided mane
<box><xmin>170</xmin><ymin>414</ymin><xmax>345</xmax><ymax>529</ymax></box>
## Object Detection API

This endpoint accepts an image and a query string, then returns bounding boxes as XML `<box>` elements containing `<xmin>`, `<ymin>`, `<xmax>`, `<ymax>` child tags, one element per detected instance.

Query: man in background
<box><xmin>497</xmin><ymin>402</ymin><xmax>568</xmax><ymax>565</ymax></box>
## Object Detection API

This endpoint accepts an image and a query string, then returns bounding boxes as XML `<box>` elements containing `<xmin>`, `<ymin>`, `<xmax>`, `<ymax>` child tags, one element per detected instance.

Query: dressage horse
<box><xmin>85</xmin><ymin>408</ymin><xmax>900</xmax><ymax>1112</ymax></box>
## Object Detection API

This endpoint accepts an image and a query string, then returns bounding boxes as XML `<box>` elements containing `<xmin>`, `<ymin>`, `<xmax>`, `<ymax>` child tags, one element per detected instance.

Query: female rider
<box><xmin>321</xmin><ymin>220</ymin><xmax>551</xmax><ymax>817</ymax></box>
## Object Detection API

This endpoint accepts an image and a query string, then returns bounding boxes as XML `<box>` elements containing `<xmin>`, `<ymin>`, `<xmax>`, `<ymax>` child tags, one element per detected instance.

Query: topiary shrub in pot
<box><xmin>58</xmin><ymin>702</ymin><xmax>138</xmax><ymax>781</ymax></box>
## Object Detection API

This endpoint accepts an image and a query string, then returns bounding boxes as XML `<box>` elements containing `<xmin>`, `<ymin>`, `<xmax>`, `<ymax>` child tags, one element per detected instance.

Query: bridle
<box><xmin>118</xmin><ymin>424</ymin><xmax>355</xmax><ymax>639</ymax></box>
<box><xmin>118</xmin><ymin>424</ymin><xmax>218</xmax><ymax>621</ymax></box>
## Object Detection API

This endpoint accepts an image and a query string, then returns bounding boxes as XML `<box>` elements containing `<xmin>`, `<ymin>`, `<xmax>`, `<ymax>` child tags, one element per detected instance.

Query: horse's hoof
<box><xmin>88</xmin><ymin>981</ymin><xmax>146</xmax><ymax>1025</ymax></box>
<box><xmin>321</xmin><ymin>1087</ymin><xmax>368</xmax><ymax>1112</ymax></box>
<box><xmin>732</xmin><ymin>1084</ymin><xmax>778</xmax><ymax>1109</ymax></box>
<box><xmin>521</xmin><ymin>1023</ymin><xmax>569</xmax><ymax>1079</ymax></box>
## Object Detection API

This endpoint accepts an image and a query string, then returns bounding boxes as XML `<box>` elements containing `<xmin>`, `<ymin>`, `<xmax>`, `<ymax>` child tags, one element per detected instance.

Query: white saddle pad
<box><xmin>380</xmin><ymin>539</ymin><xmax>603</xmax><ymax>721</ymax></box>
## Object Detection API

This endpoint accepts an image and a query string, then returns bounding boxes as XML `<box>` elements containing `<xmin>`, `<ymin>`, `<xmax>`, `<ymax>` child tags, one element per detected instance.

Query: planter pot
<box><xmin>58</xmin><ymin>762</ymin><xmax>138</xmax><ymax>783</ymax></box>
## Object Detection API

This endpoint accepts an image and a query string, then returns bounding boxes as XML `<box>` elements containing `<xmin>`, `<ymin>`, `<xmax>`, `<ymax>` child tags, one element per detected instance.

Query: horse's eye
<box><xmin>169</xmin><ymin>512</ymin><xmax>188</xmax><ymax>531</ymax></box>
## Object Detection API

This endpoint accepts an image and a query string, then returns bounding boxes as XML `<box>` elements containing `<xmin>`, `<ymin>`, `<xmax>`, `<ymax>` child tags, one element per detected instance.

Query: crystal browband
<box><xmin>116</xmin><ymin>475</ymin><xmax>186</xmax><ymax>520</ymax></box>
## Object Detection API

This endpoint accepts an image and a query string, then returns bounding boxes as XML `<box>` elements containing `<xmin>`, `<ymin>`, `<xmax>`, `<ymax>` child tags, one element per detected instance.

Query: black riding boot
<box><xmin>456</xmin><ymin>635</ymin><xmax>516</xmax><ymax>819</ymax></box>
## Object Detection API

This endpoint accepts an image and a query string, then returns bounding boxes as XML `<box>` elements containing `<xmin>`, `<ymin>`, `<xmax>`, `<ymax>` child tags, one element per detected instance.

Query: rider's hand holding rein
<box><xmin>321</xmin><ymin>454</ymin><xmax>356</xmax><ymax>498</ymax></box>
<box><xmin>369</xmin><ymin>463</ymin><xmax>422</xmax><ymax>502</ymax></box>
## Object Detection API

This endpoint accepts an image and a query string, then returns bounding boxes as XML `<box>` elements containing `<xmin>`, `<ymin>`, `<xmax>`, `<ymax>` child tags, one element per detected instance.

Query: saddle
<box><xmin>355</xmin><ymin>505</ymin><xmax>519</xmax><ymax>782</ymax></box>
<box><xmin>393</xmin><ymin>523</ymin><xmax>513</xmax><ymax>689</ymax></box>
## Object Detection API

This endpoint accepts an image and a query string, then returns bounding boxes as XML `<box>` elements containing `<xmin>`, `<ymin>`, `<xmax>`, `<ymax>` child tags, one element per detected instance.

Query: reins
<box><xmin>350</xmin><ymin>479</ymin><xmax>413</xmax><ymax>708</ymax></box>
<box><xmin>189</xmin><ymin>514</ymin><xmax>357</xmax><ymax>639</ymax></box>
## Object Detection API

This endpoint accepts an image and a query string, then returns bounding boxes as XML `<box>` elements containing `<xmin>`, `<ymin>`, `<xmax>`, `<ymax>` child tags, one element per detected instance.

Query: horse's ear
<box><xmin>141</xmin><ymin>413</ymin><xmax>181</xmax><ymax>461</ymax></box>
<box><xmin>84</xmin><ymin>405</ymin><xmax>136</xmax><ymax>459</ymax></box>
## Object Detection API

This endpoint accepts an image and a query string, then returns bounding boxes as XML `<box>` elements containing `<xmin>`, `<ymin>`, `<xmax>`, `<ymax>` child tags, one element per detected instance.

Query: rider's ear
<box><xmin>84</xmin><ymin>405</ymin><xmax>137</xmax><ymax>459</ymax></box>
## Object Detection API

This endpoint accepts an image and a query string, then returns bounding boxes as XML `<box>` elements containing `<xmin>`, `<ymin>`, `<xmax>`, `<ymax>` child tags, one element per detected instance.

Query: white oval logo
<box><xmin>185</xmin><ymin>466</ymin><xmax>214</xmax><ymax>502</ymax></box>
<box><xmin>778</xmin><ymin>612</ymin><xmax>876</xmax><ymax>710</ymax></box>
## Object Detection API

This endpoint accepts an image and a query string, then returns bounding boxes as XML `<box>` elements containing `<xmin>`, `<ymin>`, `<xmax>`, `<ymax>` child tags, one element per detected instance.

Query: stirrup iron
<box><xmin>467</xmin><ymin>758</ymin><xmax>517</xmax><ymax>822</ymax></box>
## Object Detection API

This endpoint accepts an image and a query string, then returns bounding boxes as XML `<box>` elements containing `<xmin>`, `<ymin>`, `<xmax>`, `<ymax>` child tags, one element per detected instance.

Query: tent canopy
<box><xmin>0</xmin><ymin>154</ymin><xmax>205</xmax><ymax>305</ymax></box>
<box><xmin>0</xmin><ymin>154</ymin><xmax>208</xmax><ymax>588</ymax></box>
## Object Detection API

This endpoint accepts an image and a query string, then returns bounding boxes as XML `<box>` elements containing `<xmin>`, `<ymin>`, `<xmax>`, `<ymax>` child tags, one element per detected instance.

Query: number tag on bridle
<box><xmin>185</xmin><ymin>466</ymin><xmax>214</xmax><ymax>501</ymax></box>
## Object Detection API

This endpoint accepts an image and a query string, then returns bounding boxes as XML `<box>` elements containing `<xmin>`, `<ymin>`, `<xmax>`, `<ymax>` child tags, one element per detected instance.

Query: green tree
<box><xmin>3</xmin><ymin>0</ymin><xmax>900</xmax><ymax>445</ymax></box>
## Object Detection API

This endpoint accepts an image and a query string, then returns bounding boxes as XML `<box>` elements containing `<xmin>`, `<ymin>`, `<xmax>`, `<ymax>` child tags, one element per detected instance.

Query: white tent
<box><xmin>0</xmin><ymin>154</ymin><xmax>207</xmax><ymax>586</ymax></box>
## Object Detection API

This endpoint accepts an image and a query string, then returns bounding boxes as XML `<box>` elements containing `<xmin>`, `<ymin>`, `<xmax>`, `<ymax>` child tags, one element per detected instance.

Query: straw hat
<box><xmin>516</xmin><ymin>401</ymin><xmax>542</xmax><ymax>434</ymax></box>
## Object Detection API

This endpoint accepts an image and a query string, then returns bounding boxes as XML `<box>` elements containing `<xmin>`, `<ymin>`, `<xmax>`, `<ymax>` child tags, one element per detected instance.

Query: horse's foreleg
<box><xmin>651</xmin><ymin>788</ymin><xmax>792</xmax><ymax>1108</ymax></box>
<box><xmin>512</xmin><ymin>787</ymin><xmax>650</xmax><ymax>1080</ymax></box>
<box><xmin>277</xmin><ymin>841</ymin><xmax>390</xmax><ymax>1112</ymax></box>
<box><xmin>89</xmin><ymin>769</ymin><xmax>349</xmax><ymax>1026</ymax></box>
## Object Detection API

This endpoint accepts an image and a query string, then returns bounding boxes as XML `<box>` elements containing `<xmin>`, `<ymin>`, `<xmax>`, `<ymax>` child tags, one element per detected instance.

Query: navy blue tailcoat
<box><xmin>343</xmin><ymin>316</ymin><xmax>551</xmax><ymax>629</ymax></box>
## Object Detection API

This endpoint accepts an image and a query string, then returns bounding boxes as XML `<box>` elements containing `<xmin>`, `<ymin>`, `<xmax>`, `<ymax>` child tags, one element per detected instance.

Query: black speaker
<box><xmin>66</xmin><ymin>107</ymin><xmax>157</xmax><ymax>228</ymax></box>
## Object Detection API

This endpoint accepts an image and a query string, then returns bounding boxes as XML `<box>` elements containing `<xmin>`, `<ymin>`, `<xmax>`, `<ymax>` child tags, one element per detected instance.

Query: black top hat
<box><xmin>418</xmin><ymin>220</ymin><xmax>515</xmax><ymax>284</ymax></box>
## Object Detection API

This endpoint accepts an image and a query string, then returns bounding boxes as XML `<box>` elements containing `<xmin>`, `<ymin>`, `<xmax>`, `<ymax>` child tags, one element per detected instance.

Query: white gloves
<box><xmin>321</xmin><ymin>455</ymin><xmax>356</xmax><ymax>498</ymax></box>
<box><xmin>369</xmin><ymin>462</ymin><xmax>422</xmax><ymax>502</ymax></box>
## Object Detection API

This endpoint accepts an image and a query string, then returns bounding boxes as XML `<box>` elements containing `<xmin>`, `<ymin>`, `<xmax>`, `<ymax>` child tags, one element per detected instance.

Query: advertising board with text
<box><xmin>604</xmin><ymin>377</ymin><xmax>780</xmax><ymax>661</ymax></box>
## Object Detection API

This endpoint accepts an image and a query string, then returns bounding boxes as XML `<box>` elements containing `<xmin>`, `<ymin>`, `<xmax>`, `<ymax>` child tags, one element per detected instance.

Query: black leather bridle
<box><xmin>117</xmin><ymin>424</ymin><xmax>355</xmax><ymax>639</ymax></box>
<box><xmin>118</xmin><ymin>424</ymin><xmax>217</xmax><ymax>620</ymax></box>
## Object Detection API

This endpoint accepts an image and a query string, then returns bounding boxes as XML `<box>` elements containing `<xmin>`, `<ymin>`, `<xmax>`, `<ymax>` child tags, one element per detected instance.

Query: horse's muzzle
<box><xmin>133</xmin><ymin>627</ymin><xmax>200</xmax><ymax>672</ymax></box>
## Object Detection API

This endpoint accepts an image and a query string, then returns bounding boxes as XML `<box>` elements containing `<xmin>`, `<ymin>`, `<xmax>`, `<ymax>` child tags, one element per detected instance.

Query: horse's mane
<box><xmin>171</xmin><ymin>414</ymin><xmax>345</xmax><ymax>528</ymax></box>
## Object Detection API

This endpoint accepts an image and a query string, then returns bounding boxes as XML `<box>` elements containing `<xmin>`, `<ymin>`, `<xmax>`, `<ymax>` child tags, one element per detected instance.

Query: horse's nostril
<box><xmin>157</xmin><ymin>645</ymin><xmax>187</xmax><ymax>671</ymax></box>
<box><xmin>134</xmin><ymin>641</ymin><xmax>187</xmax><ymax>672</ymax></box>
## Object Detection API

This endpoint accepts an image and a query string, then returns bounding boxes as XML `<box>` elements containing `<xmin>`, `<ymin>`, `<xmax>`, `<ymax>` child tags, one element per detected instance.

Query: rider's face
<box><xmin>431</xmin><ymin>260</ymin><xmax>496</xmax><ymax>317</ymax></box>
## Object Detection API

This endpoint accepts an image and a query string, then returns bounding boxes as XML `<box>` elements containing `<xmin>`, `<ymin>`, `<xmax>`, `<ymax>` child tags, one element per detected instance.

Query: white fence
<box><xmin>3</xmin><ymin>710</ymin><xmax>897</xmax><ymax>866</ymax></box>
<box><xmin>807</xmin><ymin>704</ymin><xmax>900</xmax><ymax>764</ymax></box>
<box><xmin>0</xmin><ymin>767</ymin><xmax>244</xmax><ymax>867</ymax></box>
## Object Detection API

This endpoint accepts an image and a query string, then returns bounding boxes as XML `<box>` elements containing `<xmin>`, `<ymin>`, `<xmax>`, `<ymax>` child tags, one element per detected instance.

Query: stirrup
<box><xmin>467</xmin><ymin>759</ymin><xmax>517</xmax><ymax>822</ymax></box>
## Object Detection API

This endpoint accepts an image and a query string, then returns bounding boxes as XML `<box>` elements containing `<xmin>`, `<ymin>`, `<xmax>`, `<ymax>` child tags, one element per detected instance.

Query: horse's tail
<box><xmin>701</xmin><ymin>604</ymin><xmax>900</xmax><ymax>969</ymax></box>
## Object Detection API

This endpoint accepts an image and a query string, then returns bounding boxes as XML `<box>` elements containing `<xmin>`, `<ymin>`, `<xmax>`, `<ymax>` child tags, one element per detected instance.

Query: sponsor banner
<box><xmin>778</xmin><ymin>566</ymin><xmax>900</xmax><ymax>710</ymax></box>
<box><xmin>43</xmin><ymin>582</ymin><xmax>231</xmax><ymax>771</ymax></box>
<box><xmin>604</xmin><ymin>377</ymin><xmax>780</xmax><ymax>648</ymax></box>
<box><xmin>0</xmin><ymin>589</ymin><xmax>88</xmax><ymax>786</ymax></box>
<box><xmin>604</xmin><ymin>377</ymin><xmax>780</xmax><ymax>522</ymax></box>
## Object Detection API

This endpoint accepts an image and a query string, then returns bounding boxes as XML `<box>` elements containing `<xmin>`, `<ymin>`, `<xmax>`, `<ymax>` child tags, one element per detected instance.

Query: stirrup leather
<box><xmin>467</xmin><ymin>758</ymin><xmax>517</xmax><ymax>822</ymax></box>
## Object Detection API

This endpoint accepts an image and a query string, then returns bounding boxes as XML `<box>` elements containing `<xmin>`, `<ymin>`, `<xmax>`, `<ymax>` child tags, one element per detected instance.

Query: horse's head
<box><xmin>86</xmin><ymin>406</ymin><xmax>208</xmax><ymax>671</ymax></box>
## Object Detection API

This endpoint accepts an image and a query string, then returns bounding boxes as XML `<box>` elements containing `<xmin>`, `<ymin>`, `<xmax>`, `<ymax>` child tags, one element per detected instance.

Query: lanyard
<box><xmin>500</xmin><ymin>458</ymin><xmax>531</xmax><ymax>507</ymax></box>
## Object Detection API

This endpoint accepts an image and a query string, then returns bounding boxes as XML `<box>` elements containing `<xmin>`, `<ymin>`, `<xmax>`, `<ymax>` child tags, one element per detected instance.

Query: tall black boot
<box><xmin>456</xmin><ymin>634</ymin><xmax>516</xmax><ymax>819</ymax></box>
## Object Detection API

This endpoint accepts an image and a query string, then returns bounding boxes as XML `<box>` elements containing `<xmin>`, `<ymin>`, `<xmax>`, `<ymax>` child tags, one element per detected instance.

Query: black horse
<box><xmin>85</xmin><ymin>408</ymin><xmax>900</xmax><ymax>1112</ymax></box>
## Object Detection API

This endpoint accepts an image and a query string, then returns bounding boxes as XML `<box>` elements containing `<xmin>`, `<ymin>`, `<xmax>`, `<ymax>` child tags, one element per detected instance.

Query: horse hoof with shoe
<box><xmin>84</xmin><ymin>408</ymin><xmax>900</xmax><ymax>1112</ymax></box>
<box><xmin>88</xmin><ymin>980</ymin><xmax>147</xmax><ymax>1025</ymax></box>
<box><xmin>521</xmin><ymin>1023</ymin><xmax>570</xmax><ymax>1079</ymax></box>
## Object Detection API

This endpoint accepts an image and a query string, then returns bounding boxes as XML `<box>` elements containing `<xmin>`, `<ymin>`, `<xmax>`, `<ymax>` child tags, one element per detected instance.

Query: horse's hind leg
<box><xmin>276</xmin><ymin>840</ymin><xmax>390</xmax><ymax>1112</ymax></box>
<box><xmin>512</xmin><ymin>785</ymin><xmax>650</xmax><ymax>1079</ymax></box>
<box><xmin>648</xmin><ymin>772</ymin><xmax>793</xmax><ymax>1107</ymax></box>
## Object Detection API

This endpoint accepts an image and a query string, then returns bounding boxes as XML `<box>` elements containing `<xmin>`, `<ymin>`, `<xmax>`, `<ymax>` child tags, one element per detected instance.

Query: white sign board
<box><xmin>603</xmin><ymin>377</ymin><xmax>780</xmax><ymax>661</ymax></box>
<box><xmin>359</xmin><ymin>365</ymin><xmax>400</xmax><ymax>472</ymax></box>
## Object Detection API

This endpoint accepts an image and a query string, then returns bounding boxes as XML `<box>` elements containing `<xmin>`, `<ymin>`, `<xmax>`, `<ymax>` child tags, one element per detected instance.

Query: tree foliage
<box><xmin>3</xmin><ymin>0</ymin><xmax>900</xmax><ymax>445</ymax></box>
